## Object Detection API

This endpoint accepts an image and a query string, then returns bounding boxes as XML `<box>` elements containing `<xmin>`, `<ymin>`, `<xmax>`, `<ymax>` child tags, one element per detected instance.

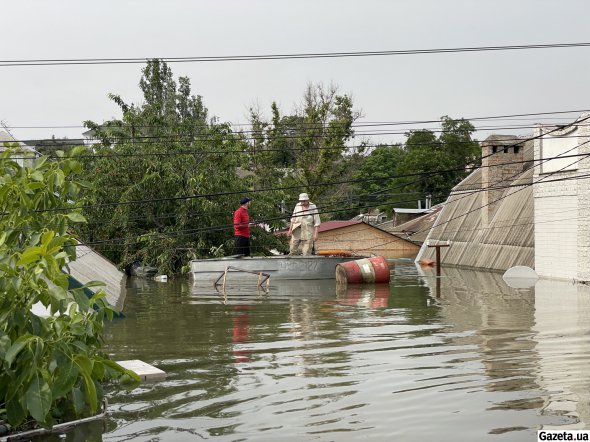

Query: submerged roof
<box><xmin>417</xmin><ymin>167</ymin><xmax>534</xmax><ymax>271</ymax></box>
<box><xmin>68</xmin><ymin>244</ymin><xmax>127</xmax><ymax>311</ymax></box>
<box><xmin>378</xmin><ymin>205</ymin><xmax>443</xmax><ymax>243</ymax></box>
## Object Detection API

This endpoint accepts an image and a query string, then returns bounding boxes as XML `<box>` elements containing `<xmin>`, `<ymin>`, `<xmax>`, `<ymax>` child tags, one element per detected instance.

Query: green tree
<box><xmin>398</xmin><ymin>116</ymin><xmax>480</xmax><ymax>203</ymax></box>
<box><xmin>0</xmin><ymin>145</ymin><xmax>137</xmax><ymax>431</ymax></box>
<box><xmin>348</xmin><ymin>143</ymin><xmax>407</xmax><ymax>215</ymax></box>
<box><xmin>348</xmin><ymin>117</ymin><xmax>479</xmax><ymax>213</ymax></box>
<box><xmin>80</xmin><ymin>60</ymin><xmax>288</xmax><ymax>270</ymax></box>
<box><xmin>246</xmin><ymin>83</ymin><xmax>363</xmax><ymax>221</ymax></box>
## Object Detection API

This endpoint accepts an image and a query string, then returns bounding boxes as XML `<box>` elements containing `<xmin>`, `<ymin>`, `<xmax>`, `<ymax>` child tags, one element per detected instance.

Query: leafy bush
<box><xmin>0</xmin><ymin>144</ymin><xmax>137</xmax><ymax>430</ymax></box>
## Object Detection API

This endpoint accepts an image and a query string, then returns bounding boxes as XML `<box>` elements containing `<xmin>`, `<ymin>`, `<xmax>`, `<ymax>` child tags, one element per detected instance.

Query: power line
<box><xmin>71</xmin><ymin>171</ymin><xmax>590</xmax><ymax>250</ymax></box>
<box><xmin>413</xmin><ymin>145</ymin><xmax>590</xmax><ymax>238</ymax></box>
<box><xmin>7</xmin><ymin>109</ymin><xmax>589</xmax><ymax>130</ymax></box>
<box><xmin>2</xmin><ymin>42</ymin><xmax>590</xmax><ymax>67</ymax></box>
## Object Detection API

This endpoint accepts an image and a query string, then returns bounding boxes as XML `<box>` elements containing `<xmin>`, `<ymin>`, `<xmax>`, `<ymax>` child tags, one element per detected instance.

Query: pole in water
<box><xmin>427</xmin><ymin>242</ymin><xmax>450</xmax><ymax>277</ymax></box>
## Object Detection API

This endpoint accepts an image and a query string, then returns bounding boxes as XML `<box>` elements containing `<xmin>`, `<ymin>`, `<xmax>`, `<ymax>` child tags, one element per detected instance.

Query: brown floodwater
<box><xmin>48</xmin><ymin>260</ymin><xmax>590</xmax><ymax>441</ymax></box>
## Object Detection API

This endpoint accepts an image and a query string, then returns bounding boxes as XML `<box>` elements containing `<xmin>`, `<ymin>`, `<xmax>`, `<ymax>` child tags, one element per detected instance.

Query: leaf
<box><xmin>31</xmin><ymin>170</ymin><xmax>44</xmax><ymax>182</ymax></box>
<box><xmin>5</xmin><ymin>337</ymin><xmax>29</xmax><ymax>366</ymax></box>
<box><xmin>72</xmin><ymin>288</ymin><xmax>90</xmax><ymax>312</ymax></box>
<box><xmin>82</xmin><ymin>280</ymin><xmax>107</xmax><ymax>289</ymax></box>
<box><xmin>74</xmin><ymin>354</ymin><xmax>93</xmax><ymax>375</ymax></box>
<box><xmin>52</xmin><ymin>358</ymin><xmax>78</xmax><ymax>399</ymax></box>
<box><xmin>0</xmin><ymin>334</ymin><xmax>11</xmax><ymax>359</ymax></box>
<box><xmin>29</xmin><ymin>232</ymin><xmax>41</xmax><ymax>246</ymax></box>
<box><xmin>25</xmin><ymin>373</ymin><xmax>52</xmax><ymax>424</ymax></box>
<box><xmin>66</xmin><ymin>212</ymin><xmax>87</xmax><ymax>223</ymax></box>
<box><xmin>72</xmin><ymin>354</ymin><xmax>98</xmax><ymax>412</ymax></box>
<box><xmin>6</xmin><ymin>396</ymin><xmax>26</xmax><ymax>427</ymax></box>
<box><xmin>71</xmin><ymin>386</ymin><xmax>86</xmax><ymax>415</ymax></box>
<box><xmin>92</xmin><ymin>360</ymin><xmax>105</xmax><ymax>380</ymax></box>
<box><xmin>40</xmin><ymin>230</ymin><xmax>55</xmax><ymax>248</ymax></box>
<box><xmin>49</xmin><ymin>285</ymin><xmax>67</xmax><ymax>301</ymax></box>
<box><xmin>33</xmin><ymin>155</ymin><xmax>48</xmax><ymax>170</ymax></box>
<box><xmin>81</xmin><ymin>372</ymin><xmax>97</xmax><ymax>414</ymax></box>
<box><xmin>17</xmin><ymin>246</ymin><xmax>43</xmax><ymax>266</ymax></box>
<box><xmin>53</xmin><ymin>169</ymin><xmax>65</xmax><ymax>187</ymax></box>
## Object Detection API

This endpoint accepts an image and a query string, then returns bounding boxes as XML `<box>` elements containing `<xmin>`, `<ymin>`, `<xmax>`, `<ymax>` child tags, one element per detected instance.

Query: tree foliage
<box><xmin>351</xmin><ymin>116</ymin><xmax>480</xmax><ymax>212</ymax></box>
<box><xmin>246</xmin><ymin>83</ymin><xmax>363</xmax><ymax>220</ymax></box>
<box><xmin>0</xmin><ymin>145</ymin><xmax>137</xmax><ymax>431</ymax></box>
<box><xmin>79</xmin><ymin>59</ymin><xmax>269</xmax><ymax>271</ymax></box>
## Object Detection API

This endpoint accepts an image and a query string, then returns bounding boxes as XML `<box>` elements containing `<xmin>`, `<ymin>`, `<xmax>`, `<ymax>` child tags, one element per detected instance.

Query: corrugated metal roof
<box><xmin>417</xmin><ymin>167</ymin><xmax>533</xmax><ymax>271</ymax></box>
<box><xmin>377</xmin><ymin>205</ymin><xmax>443</xmax><ymax>243</ymax></box>
<box><xmin>68</xmin><ymin>244</ymin><xmax>127</xmax><ymax>311</ymax></box>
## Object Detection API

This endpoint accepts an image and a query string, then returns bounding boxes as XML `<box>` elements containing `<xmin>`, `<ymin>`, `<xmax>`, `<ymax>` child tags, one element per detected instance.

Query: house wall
<box><xmin>316</xmin><ymin>224</ymin><xmax>419</xmax><ymax>259</ymax></box>
<box><xmin>533</xmin><ymin>116</ymin><xmax>590</xmax><ymax>282</ymax></box>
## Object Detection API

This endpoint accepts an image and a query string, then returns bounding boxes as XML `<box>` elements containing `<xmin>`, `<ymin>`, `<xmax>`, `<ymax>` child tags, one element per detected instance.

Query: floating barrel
<box><xmin>335</xmin><ymin>256</ymin><xmax>390</xmax><ymax>284</ymax></box>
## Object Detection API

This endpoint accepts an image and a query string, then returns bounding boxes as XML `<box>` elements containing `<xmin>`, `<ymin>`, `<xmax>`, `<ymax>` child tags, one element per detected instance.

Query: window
<box><xmin>514</xmin><ymin>146</ymin><xmax>520</xmax><ymax>154</ymax></box>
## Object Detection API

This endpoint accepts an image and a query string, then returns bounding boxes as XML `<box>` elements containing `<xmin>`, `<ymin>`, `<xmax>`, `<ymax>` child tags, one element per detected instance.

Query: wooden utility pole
<box><xmin>427</xmin><ymin>241</ymin><xmax>450</xmax><ymax>298</ymax></box>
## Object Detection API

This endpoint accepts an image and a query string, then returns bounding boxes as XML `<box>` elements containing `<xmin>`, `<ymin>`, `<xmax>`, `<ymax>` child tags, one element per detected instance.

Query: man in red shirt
<box><xmin>233</xmin><ymin>197</ymin><xmax>251</xmax><ymax>256</ymax></box>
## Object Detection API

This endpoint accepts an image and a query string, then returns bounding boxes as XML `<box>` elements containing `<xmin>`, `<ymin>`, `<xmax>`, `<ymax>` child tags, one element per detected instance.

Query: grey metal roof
<box><xmin>68</xmin><ymin>244</ymin><xmax>127</xmax><ymax>311</ymax></box>
<box><xmin>417</xmin><ymin>167</ymin><xmax>534</xmax><ymax>271</ymax></box>
<box><xmin>378</xmin><ymin>205</ymin><xmax>443</xmax><ymax>243</ymax></box>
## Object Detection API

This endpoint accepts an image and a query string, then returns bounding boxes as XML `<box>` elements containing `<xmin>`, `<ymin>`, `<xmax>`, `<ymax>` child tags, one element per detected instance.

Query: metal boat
<box><xmin>189</xmin><ymin>255</ymin><xmax>362</xmax><ymax>283</ymax></box>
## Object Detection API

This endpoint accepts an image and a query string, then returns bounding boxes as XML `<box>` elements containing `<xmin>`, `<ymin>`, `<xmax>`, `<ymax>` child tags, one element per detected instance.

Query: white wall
<box><xmin>533</xmin><ymin>113</ymin><xmax>590</xmax><ymax>282</ymax></box>
<box><xmin>534</xmin><ymin>193</ymin><xmax>577</xmax><ymax>280</ymax></box>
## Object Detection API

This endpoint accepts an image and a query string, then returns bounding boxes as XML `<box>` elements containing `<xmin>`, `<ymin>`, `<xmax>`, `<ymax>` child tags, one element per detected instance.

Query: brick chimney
<box><xmin>481</xmin><ymin>135</ymin><xmax>527</xmax><ymax>226</ymax></box>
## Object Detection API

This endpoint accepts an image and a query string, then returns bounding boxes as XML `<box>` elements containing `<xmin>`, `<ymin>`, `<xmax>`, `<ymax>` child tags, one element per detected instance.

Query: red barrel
<box><xmin>335</xmin><ymin>256</ymin><xmax>390</xmax><ymax>284</ymax></box>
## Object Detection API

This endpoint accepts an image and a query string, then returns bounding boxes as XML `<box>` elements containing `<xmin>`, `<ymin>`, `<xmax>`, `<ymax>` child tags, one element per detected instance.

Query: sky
<box><xmin>3</xmin><ymin>0</ymin><xmax>590</xmax><ymax>145</ymax></box>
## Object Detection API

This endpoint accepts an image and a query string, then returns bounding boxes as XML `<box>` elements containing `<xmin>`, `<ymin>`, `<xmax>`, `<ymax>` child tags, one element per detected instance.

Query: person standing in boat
<box><xmin>233</xmin><ymin>197</ymin><xmax>252</xmax><ymax>256</ymax></box>
<box><xmin>288</xmin><ymin>193</ymin><xmax>321</xmax><ymax>256</ymax></box>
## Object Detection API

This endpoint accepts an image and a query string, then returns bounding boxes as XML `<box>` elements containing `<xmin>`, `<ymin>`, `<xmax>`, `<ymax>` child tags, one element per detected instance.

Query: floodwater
<box><xmin>58</xmin><ymin>260</ymin><xmax>590</xmax><ymax>441</ymax></box>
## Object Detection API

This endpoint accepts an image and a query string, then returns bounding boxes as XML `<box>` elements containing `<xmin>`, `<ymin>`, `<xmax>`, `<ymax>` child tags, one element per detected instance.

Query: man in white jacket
<box><xmin>288</xmin><ymin>193</ymin><xmax>321</xmax><ymax>256</ymax></box>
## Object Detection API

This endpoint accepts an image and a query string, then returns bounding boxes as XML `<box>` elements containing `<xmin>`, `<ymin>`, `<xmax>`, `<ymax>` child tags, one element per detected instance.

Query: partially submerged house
<box><xmin>390</xmin><ymin>195</ymin><xmax>433</xmax><ymax>227</ymax></box>
<box><xmin>315</xmin><ymin>220</ymin><xmax>420</xmax><ymax>259</ymax></box>
<box><xmin>533</xmin><ymin>113</ymin><xmax>590</xmax><ymax>282</ymax></box>
<box><xmin>378</xmin><ymin>204</ymin><xmax>443</xmax><ymax>244</ymax></box>
<box><xmin>416</xmin><ymin>135</ymin><xmax>534</xmax><ymax>271</ymax></box>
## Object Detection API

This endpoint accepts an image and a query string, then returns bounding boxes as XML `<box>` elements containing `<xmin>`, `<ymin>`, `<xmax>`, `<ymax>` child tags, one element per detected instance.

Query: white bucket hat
<box><xmin>298</xmin><ymin>193</ymin><xmax>310</xmax><ymax>201</ymax></box>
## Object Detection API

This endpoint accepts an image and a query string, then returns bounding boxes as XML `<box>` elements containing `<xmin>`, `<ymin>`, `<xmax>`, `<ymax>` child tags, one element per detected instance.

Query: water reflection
<box><xmin>419</xmin><ymin>265</ymin><xmax>590</xmax><ymax>433</ymax></box>
<box><xmin>89</xmin><ymin>264</ymin><xmax>590</xmax><ymax>441</ymax></box>
<box><xmin>336</xmin><ymin>283</ymin><xmax>390</xmax><ymax>308</ymax></box>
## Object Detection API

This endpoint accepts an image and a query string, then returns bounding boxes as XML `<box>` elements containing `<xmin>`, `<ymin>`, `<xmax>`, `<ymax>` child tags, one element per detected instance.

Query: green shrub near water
<box><xmin>0</xmin><ymin>145</ymin><xmax>138</xmax><ymax>431</ymax></box>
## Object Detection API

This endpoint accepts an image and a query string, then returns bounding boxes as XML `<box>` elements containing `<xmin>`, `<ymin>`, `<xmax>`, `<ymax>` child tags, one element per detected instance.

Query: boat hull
<box><xmin>189</xmin><ymin>255</ymin><xmax>362</xmax><ymax>282</ymax></box>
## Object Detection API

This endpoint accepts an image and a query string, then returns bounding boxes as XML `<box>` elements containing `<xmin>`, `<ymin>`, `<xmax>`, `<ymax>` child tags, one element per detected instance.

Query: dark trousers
<box><xmin>234</xmin><ymin>235</ymin><xmax>250</xmax><ymax>256</ymax></box>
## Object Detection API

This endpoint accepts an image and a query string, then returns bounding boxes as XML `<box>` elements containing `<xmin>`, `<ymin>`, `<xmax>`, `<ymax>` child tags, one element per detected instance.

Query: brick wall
<box><xmin>533</xmin><ymin>114</ymin><xmax>590</xmax><ymax>281</ymax></box>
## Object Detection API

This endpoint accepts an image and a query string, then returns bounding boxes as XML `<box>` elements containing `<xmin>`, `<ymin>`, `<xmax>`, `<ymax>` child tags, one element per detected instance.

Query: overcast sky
<box><xmin>3</xmin><ymin>0</ymin><xmax>590</xmax><ymax>144</ymax></box>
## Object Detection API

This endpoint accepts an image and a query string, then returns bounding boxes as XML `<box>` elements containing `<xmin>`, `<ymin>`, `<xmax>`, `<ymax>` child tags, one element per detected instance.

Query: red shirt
<box><xmin>233</xmin><ymin>206</ymin><xmax>250</xmax><ymax>237</ymax></box>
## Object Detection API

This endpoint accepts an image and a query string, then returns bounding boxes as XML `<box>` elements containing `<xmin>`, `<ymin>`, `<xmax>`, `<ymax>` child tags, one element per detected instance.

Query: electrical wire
<box><xmin>2</xmin><ymin>42</ymin><xmax>590</xmax><ymax>67</ymax></box>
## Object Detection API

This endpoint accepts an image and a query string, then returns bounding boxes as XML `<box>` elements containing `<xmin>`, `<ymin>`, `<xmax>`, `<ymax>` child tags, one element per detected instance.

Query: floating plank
<box><xmin>117</xmin><ymin>360</ymin><xmax>167</xmax><ymax>382</ymax></box>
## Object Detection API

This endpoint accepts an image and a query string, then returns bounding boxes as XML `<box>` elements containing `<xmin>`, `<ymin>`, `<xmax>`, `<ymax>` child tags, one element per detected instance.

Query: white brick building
<box><xmin>533</xmin><ymin>113</ymin><xmax>590</xmax><ymax>282</ymax></box>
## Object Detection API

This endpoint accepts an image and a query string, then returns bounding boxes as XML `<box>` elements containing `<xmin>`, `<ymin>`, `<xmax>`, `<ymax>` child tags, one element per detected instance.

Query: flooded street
<box><xmin>79</xmin><ymin>261</ymin><xmax>590</xmax><ymax>441</ymax></box>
